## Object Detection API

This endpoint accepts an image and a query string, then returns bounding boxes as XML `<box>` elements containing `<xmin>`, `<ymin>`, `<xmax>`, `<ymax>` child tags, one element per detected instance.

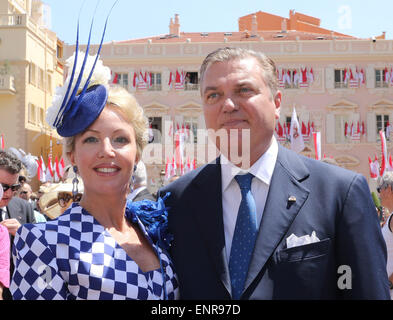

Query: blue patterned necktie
<box><xmin>229</xmin><ymin>173</ymin><xmax>258</xmax><ymax>300</ymax></box>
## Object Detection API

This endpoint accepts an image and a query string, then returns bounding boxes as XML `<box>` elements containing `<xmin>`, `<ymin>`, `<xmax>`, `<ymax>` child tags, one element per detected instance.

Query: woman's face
<box><xmin>69</xmin><ymin>106</ymin><xmax>138</xmax><ymax>198</ymax></box>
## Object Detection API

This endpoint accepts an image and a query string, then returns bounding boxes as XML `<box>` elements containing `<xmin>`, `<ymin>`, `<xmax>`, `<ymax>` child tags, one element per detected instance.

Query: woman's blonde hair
<box><xmin>63</xmin><ymin>85</ymin><xmax>148</xmax><ymax>160</ymax></box>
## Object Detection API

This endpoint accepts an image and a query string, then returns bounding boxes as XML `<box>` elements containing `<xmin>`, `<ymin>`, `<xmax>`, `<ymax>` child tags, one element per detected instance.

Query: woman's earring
<box><xmin>72</xmin><ymin>165</ymin><xmax>79</xmax><ymax>201</ymax></box>
<box><xmin>129</xmin><ymin>165</ymin><xmax>137</xmax><ymax>193</ymax></box>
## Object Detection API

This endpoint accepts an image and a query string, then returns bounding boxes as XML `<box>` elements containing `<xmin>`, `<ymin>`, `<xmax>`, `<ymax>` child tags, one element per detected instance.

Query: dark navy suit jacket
<box><xmin>159</xmin><ymin>146</ymin><xmax>390</xmax><ymax>299</ymax></box>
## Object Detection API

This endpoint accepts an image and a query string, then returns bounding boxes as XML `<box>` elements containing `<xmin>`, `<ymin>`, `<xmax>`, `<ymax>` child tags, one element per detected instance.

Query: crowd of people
<box><xmin>0</xmin><ymin>25</ymin><xmax>392</xmax><ymax>299</ymax></box>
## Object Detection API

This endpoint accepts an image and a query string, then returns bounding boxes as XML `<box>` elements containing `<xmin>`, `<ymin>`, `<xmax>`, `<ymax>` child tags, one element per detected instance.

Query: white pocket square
<box><xmin>286</xmin><ymin>231</ymin><xmax>320</xmax><ymax>249</ymax></box>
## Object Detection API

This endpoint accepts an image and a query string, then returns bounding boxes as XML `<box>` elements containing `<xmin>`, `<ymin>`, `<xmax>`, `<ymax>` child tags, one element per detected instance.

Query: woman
<box><xmin>10</xmin><ymin>47</ymin><xmax>179</xmax><ymax>299</ymax></box>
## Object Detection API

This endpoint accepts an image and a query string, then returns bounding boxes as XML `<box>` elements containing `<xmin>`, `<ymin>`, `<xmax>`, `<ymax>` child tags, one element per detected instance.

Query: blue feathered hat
<box><xmin>46</xmin><ymin>2</ymin><xmax>118</xmax><ymax>137</ymax></box>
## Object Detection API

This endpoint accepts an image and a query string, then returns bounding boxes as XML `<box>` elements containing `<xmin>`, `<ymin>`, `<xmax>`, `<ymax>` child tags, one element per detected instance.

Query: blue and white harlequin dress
<box><xmin>10</xmin><ymin>203</ymin><xmax>179</xmax><ymax>300</ymax></box>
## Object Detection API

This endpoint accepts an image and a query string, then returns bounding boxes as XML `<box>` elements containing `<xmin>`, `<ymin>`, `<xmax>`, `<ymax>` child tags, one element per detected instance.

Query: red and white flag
<box><xmin>276</xmin><ymin>121</ymin><xmax>286</xmax><ymax>143</ymax></box>
<box><xmin>171</xmin><ymin>157</ymin><xmax>177</xmax><ymax>177</ymax></box>
<box><xmin>38</xmin><ymin>155</ymin><xmax>47</xmax><ymax>183</ymax></box>
<box><xmin>283</xmin><ymin>70</ymin><xmax>291</xmax><ymax>86</ymax></box>
<box><xmin>175</xmin><ymin>130</ymin><xmax>186</xmax><ymax>167</ymax></box>
<box><xmin>60</xmin><ymin>157</ymin><xmax>65</xmax><ymax>177</ymax></box>
<box><xmin>358</xmin><ymin>68</ymin><xmax>365</xmax><ymax>86</ymax></box>
<box><xmin>175</xmin><ymin>70</ymin><xmax>185</xmax><ymax>90</ymax></box>
<box><xmin>380</xmin><ymin>130</ymin><xmax>388</xmax><ymax>177</ymax></box>
<box><xmin>307</xmin><ymin>68</ymin><xmax>314</xmax><ymax>85</ymax></box>
<box><xmin>369</xmin><ymin>156</ymin><xmax>379</xmax><ymax>179</ymax></box>
<box><xmin>301</xmin><ymin>122</ymin><xmax>309</xmax><ymax>143</ymax></box>
<box><xmin>112</xmin><ymin>72</ymin><xmax>119</xmax><ymax>84</ymax></box>
<box><xmin>165</xmin><ymin>158</ymin><xmax>173</xmax><ymax>180</ymax></box>
<box><xmin>385</xmin><ymin>67</ymin><xmax>390</xmax><ymax>83</ymax></box>
<box><xmin>168</xmin><ymin>72</ymin><xmax>174</xmax><ymax>87</ymax></box>
<box><xmin>54</xmin><ymin>156</ymin><xmax>61</xmax><ymax>182</ymax></box>
<box><xmin>133</xmin><ymin>72</ymin><xmax>139</xmax><ymax>88</ymax></box>
<box><xmin>388</xmin><ymin>154</ymin><xmax>393</xmax><ymax>172</ymax></box>
<box><xmin>0</xmin><ymin>134</ymin><xmax>4</xmax><ymax>150</ymax></box>
<box><xmin>290</xmin><ymin>108</ymin><xmax>305</xmax><ymax>153</ymax></box>
<box><xmin>300</xmin><ymin>68</ymin><xmax>309</xmax><ymax>88</ymax></box>
<box><xmin>349</xmin><ymin>69</ymin><xmax>359</xmax><ymax>88</ymax></box>
<box><xmin>351</xmin><ymin>121</ymin><xmax>361</xmax><ymax>142</ymax></box>
<box><xmin>45</xmin><ymin>156</ymin><xmax>54</xmax><ymax>182</ymax></box>
<box><xmin>313</xmin><ymin>132</ymin><xmax>321</xmax><ymax>160</ymax></box>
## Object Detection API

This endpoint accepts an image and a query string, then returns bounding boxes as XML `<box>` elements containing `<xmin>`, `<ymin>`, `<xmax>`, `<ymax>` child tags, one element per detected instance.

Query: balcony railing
<box><xmin>0</xmin><ymin>75</ymin><xmax>16</xmax><ymax>95</ymax></box>
<box><xmin>0</xmin><ymin>14</ymin><xmax>26</xmax><ymax>27</ymax></box>
<box><xmin>184</xmin><ymin>83</ymin><xmax>199</xmax><ymax>91</ymax></box>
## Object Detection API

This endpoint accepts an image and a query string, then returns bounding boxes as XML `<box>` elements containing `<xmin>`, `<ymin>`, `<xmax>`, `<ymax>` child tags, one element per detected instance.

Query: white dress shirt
<box><xmin>221</xmin><ymin>138</ymin><xmax>278</xmax><ymax>263</ymax></box>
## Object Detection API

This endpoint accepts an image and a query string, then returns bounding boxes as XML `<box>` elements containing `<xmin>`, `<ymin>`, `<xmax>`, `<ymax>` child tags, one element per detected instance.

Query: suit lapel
<box><xmin>244</xmin><ymin>146</ymin><xmax>310</xmax><ymax>291</ymax></box>
<box><xmin>191</xmin><ymin>159</ymin><xmax>231</xmax><ymax>296</ymax></box>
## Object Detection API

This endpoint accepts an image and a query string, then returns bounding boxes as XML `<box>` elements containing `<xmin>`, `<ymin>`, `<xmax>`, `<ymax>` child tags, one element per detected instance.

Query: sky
<box><xmin>42</xmin><ymin>0</ymin><xmax>393</xmax><ymax>44</ymax></box>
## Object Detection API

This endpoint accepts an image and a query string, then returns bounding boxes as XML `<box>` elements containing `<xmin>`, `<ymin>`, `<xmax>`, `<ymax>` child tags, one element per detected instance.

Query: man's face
<box><xmin>201</xmin><ymin>57</ymin><xmax>281</xmax><ymax>167</ymax></box>
<box><xmin>0</xmin><ymin>168</ymin><xmax>19</xmax><ymax>207</ymax></box>
<box><xmin>18</xmin><ymin>183</ymin><xmax>32</xmax><ymax>201</ymax></box>
<box><xmin>380</xmin><ymin>185</ymin><xmax>393</xmax><ymax>208</ymax></box>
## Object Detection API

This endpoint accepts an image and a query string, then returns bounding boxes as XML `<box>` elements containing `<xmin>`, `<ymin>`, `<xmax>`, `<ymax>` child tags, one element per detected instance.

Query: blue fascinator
<box><xmin>46</xmin><ymin>1</ymin><xmax>118</xmax><ymax>137</ymax></box>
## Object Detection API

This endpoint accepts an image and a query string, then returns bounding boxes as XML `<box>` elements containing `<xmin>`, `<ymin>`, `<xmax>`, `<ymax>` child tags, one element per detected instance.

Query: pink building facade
<box><xmin>64</xmin><ymin>12</ymin><xmax>393</xmax><ymax>193</ymax></box>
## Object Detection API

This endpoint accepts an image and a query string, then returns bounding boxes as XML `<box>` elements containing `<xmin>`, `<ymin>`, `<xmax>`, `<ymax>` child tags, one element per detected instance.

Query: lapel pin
<box><xmin>288</xmin><ymin>196</ymin><xmax>296</xmax><ymax>203</ymax></box>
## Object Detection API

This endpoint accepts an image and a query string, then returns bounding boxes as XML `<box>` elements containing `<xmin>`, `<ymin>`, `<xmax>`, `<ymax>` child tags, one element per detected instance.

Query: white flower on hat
<box><xmin>46</xmin><ymin>51</ymin><xmax>111</xmax><ymax>129</ymax></box>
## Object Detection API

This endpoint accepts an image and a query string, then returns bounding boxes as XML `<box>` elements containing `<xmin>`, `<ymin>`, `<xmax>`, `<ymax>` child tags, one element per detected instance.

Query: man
<box><xmin>0</xmin><ymin>151</ymin><xmax>35</xmax><ymax>299</ymax></box>
<box><xmin>378</xmin><ymin>173</ymin><xmax>393</xmax><ymax>299</ymax></box>
<box><xmin>127</xmin><ymin>161</ymin><xmax>154</xmax><ymax>202</ymax></box>
<box><xmin>159</xmin><ymin>47</ymin><xmax>390</xmax><ymax>299</ymax></box>
<box><xmin>18</xmin><ymin>182</ymin><xmax>46</xmax><ymax>222</ymax></box>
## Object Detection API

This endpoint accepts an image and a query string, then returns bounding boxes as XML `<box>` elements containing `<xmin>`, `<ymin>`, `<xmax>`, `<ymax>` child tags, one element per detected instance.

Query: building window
<box><xmin>184</xmin><ymin>116</ymin><xmax>199</xmax><ymax>144</ymax></box>
<box><xmin>28</xmin><ymin>103</ymin><xmax>37</xmax><ymax>124</ymax></box>
<box><xmin>184</xmin><ymin>72</ymin><xmax>199</xmax><ymax>91</ymax></box>
<box><xmin>334</xmin><ymin>69</ymin><xmax>348</xmax><ymax>88</ymax></box>
<box><xmin>334</xmin><ymin>114</ymin><xmax>350</xmax><ymax>144</ymax></box>
<box><xmin>376</xmin><ymin>114</ymin><xmax>390</xmax><ymax>140</ymax></box>
<box><xmin>375</xmin><ymin>69</ymin><xmax>389</xmax><ymax>88</ymax></box>
<box><xmin>148</xmin><ymin>72</ymin><xmax>162</xmax><ymax>91</ymax></box>
<box><xmin>38</xmin><ymin>68</ymin><xmax>44</xmax><ymax>90</ymax></box>
<box><xmin>148</xmin><ymin>117</ymin><xmax>162</xmax><ymax>143</ymax></box>
<box><xmin>57</xmin><ymin>44</ymin><xmax>63</xmax><ymax>59</ymax></box>
<box><xmin>117</xmin><ymin>73</ymin><xmax>129</xmax><ymax>89</ymax></box>
<box><xmin>29</xmin><ymin>63</ymin><xmax>36</xmax><ymax>86</ymax></box>
<box><xmin>39</xmin><ymin>107</ymin><xmax>45</xmax><ymax>125</ymax></box>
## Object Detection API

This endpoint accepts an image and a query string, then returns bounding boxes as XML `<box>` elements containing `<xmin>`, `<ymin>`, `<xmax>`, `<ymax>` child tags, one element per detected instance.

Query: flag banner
<box><xmin>313</xmin><ymin>132</ymin><xmax>321</xmax><ymax>160</ymax></box>
<box><xmin>380</xmin><ymin>130</ymin><xmax>387</xmax><ymax>177</ymax></box>
<box><xmin>301</xmin><ymin>122</ymin><xmax>309</xmax><ymax>143</ymax></box>
<box><xmin>300</xmin><ymin>68</ymin><xmax>309</xmax><ymax>88</ymax></box>
<box><xmin>290</xmin><ymin>108</ymin><xmax>305</xmax><ymax>153</ymax></box>
<box><xmin>0</xmin><ymin>134</ymin><xmax>4</xmax><ymax>150</ymax></box>
<box><xmin>369</xmin><ymin>156</ymin><xmax>379</xmax><ymax>179</ymax></box>
<box><xmin>351</xmin><ymin>121</ymin><xmax>361</xmax><ymax>142</ymax></box>
<box><xmin>307</xmin><ymin>68</ymin><xmax>314</xmax><ymax>85</ymax></box>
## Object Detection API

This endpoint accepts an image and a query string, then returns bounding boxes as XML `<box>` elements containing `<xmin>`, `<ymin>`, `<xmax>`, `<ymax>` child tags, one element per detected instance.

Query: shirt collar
<box><xmin>221</xmin><ymin>137</ymin><xmax>278</xmax><ymax>191</ymax></box>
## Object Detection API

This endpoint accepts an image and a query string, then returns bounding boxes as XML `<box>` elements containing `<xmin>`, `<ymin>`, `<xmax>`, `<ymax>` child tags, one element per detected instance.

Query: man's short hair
<box><xmin>199</xmin><ymin>47</ymin><xmax>278</xmax><ymax>98</ymax></box>
<box><xmin>0</xmin><ymin>150</ymin><xmax>22</xmax><ymax>174</ymax></box>
<box><xmin>132</xmin><ymin>161</ymin><xmax>147</xmax><ymax>186</ymax></box>
<box><xmin>378</xmin><ymin>172</ymin><xmax>393</xmax><ymax>191</ymax></box>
